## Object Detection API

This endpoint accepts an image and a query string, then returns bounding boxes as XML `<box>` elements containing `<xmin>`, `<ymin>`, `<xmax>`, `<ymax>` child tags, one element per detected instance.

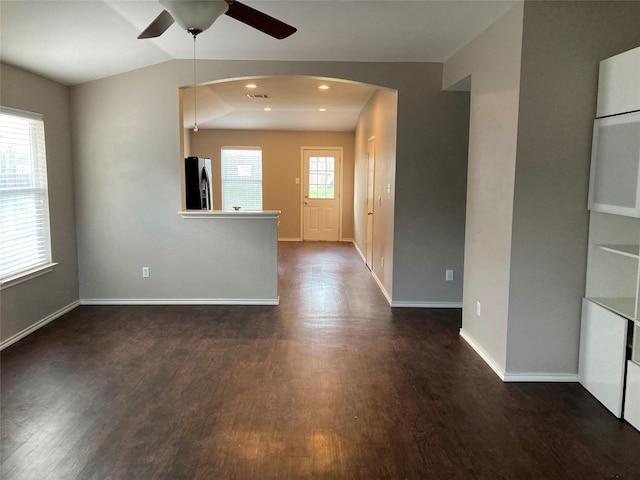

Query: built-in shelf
<box><xmin>581</xmin><ymin>46</ymin><xmax>640</xmax><ymax>432</ymax></box>
<box><xmin>596</xmin><ymin>244</ymin><xmax>640</xmax><ymax>259</ymax></box>
<box><xmin>585</xmin><ymin>214</ymin><xmax>640</xmax><ymax>321</ymax></box>
<box><xmin>587</xmin><ymin>297</ymin><xmax>636</xmax><ymax>321</ymax></box>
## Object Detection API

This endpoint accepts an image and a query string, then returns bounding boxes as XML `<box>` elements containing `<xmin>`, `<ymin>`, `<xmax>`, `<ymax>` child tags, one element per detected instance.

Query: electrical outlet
<box><xmin>476</xmin><ymin>301</ymin><xmax>481</xmax><ymax>316</ymax></box>
<box><xmin>142</xmin><ymin>267</ymin><xmax>149</xmax><ymax>278</ymax></box>
<box><xmin>445</xmin><ymin>269</ymin><xmax>454</xmax><ymax>281</ymax></box>
<box><xmin>381</xmin><ymin>256</ymin><xmax>384</xmax><ymax>269</ymax></box>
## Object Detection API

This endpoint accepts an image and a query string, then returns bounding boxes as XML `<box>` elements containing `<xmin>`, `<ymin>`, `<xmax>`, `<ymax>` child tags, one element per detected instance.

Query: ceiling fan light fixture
<box><xmin>139</xmin><ymin>0</ymin><xmax>296</xmax><ymax>40</ymax></box>
<box><xmin>160</xmin><ymin>0</ymin><xmax>229</xmax><ymax>34</ymax></box>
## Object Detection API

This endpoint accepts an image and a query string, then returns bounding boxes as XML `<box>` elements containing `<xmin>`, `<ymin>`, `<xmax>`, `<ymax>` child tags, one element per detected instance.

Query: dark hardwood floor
<box><xmin>2</xmin><ymin>242</ymin><xmax>639</xmax><ymax>479</ymax></box>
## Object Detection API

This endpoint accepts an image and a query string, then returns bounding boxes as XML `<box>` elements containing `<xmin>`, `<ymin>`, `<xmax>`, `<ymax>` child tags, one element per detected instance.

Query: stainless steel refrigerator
<box><xmin>185</xmin><ymin>156</ymin><xmax>212</xmax><ymax>210</ymax></box>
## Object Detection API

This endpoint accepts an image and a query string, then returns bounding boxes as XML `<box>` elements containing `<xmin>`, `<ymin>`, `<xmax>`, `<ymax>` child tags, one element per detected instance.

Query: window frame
<box><xmin>0</xmin><ymin>106</ymin><xmax>55</xmax><ymax>289</ymax></box>
<box><xmin>220</xmin><ymin>147</ymin><xmax>263</xmax><ymax>211</ymax></box>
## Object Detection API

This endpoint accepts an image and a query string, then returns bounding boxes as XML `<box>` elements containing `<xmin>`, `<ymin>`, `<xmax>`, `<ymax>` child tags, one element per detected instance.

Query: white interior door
<box><xmin>303</xmin><ymin>149</ymin><xmax>341</xmax><ymax>241</ymax></box>
<box><xmin>366</xmin><ymin>138</ymin><xmax>375</xmax><ymax>269</ymax></box>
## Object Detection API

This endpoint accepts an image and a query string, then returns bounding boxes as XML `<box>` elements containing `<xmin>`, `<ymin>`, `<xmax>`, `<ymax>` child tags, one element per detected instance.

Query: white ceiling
<box><xmin>182</xmin><ymin>76</ymin><xmax>380</xmax><ymax>130</ymax></box>
<box><xmin>0</xmin><ymin>0</ymin><xmax>515</xmax><ymax>131</ymax></box>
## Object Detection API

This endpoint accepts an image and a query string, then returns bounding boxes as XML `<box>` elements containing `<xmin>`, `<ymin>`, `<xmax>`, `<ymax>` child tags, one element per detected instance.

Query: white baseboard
<box><xmin>80</xmin><ymin>298</ymin><xmax>279</xmax><ymax>306</ymax></box>
<box><xmin>349</xmin><ymin>241</ymin><xmax>392</xmax><ymax>304</ymax></box>
<box><xmin>460</xmin><ymin>328</ymin><xmax>504</xmax><ymax>382</ymax></box>
<box><xmin>371</xmin><ymin>271</ymin><xmax>392</xmax><ymax>305</ymax></box>
<box><xmin>353</xmin><ymin>242</ymin><xmax>366</xmax><ymax>263</ymax></box>
<box><xmin>502</xmin><ymin>372</ymin><xmax>579</xmax><ymax>382</ymax></box>
<box><xmin>1</xmin><ymin>300</ymin><xmax>80</xmax><ymax>350</ymax></box>
<box><xmin>460</xmin><ymin>328</ymin><xmax>579</xmax><ymax>383</ymax></box>
<box><xmin>351</xmin><ymin>243</ymin><xmax>462</xmax><ymax>310</ymax></box>
<box><xmin>391</xmin><ymin>301</ymin><xmax>463</xmax><ymax>308</ymax></box>
<box><xmin>278</xmin><ymin>238</ymin><xmax>354</xmax><ymax>243</ymax></box>
<box><xmin>459</xmin><ymin>328</ymin><xmax>506</xmax><ymax>380</ymax></box>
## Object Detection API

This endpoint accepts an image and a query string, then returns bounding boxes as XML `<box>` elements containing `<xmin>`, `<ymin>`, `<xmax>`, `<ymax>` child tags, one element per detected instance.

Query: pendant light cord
<box><xmin>193</xmin><ymin>34</ymin><xmax>198</xmax><ymax>132</ymax></box>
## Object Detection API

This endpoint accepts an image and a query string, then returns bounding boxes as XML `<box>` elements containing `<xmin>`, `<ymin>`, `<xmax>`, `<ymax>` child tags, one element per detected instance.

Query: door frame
<box><xmin>299</xmin><ymin>146</ymin><xmax>344</xmax><ymax>241</ymax></box>
<box><xmin>366</xmin><ymin>136</ymin><xmax>375</xmax><ymax>269</ymax></box>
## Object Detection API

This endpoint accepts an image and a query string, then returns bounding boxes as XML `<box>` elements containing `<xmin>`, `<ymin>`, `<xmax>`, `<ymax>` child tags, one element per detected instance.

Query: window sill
<box><xmin>0</xmin><ymin>263</ymin><xmax>58</xmax><ymax>290</ymax></box>
<box><xmin>179</xmin><ymin>210</ymin><xmax>280</xmax><ymax>220</ymax></box>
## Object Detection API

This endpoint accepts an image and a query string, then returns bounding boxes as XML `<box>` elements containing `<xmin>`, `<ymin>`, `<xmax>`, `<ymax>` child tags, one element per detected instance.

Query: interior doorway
<box><xmin>302</xmin><ymin>148</ymin><xmax>342</xmax><ymax>241</ymax></box>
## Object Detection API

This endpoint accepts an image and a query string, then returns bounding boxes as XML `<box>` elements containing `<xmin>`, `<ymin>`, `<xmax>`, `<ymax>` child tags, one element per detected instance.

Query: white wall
<box><xmin>70</xmin><ymin>60</ymin><xmax>470</xmax><ymax>305</ymax></box>
<box><xmin>0</xmin><ymin>63</ymin><xmax>79</xmax><ymax>346</ymax></box>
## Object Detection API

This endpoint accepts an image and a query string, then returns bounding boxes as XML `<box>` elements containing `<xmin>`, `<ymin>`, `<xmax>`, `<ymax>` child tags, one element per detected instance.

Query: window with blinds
<box><xmin>0</xmin><ymin>107</ymin><xmax>52</xmax><ymax>283</ymax></box>
<box><xmin>221</xmin><ymin>148</ymin><xmax>263</xmax><ymax>211</ymax></box>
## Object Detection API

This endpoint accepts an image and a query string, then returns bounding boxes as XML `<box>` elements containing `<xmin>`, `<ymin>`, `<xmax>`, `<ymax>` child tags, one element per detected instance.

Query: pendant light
<box><xmin>192</xmin><ymin>31</ymin><xmax>199</xmax><ymax>132</ymax></box>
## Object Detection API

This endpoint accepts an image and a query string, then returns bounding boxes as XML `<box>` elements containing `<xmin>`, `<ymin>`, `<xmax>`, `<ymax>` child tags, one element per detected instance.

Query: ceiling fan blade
<box><xmin>225</xmin><ymin>1</ymin><xmax>296</xmax><ymax>39</ymax></box>
<box><xmin>138</xmin><ymin>9</ymin><xmax>175</xmax><ymax>39</ymax></box>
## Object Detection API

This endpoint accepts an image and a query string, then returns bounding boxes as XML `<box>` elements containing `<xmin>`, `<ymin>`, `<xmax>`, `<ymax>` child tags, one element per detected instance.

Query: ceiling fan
<box><xmin>138</xmin><ymin>0</ymin><xmax>297</xmax><ymax>39</ymax></box>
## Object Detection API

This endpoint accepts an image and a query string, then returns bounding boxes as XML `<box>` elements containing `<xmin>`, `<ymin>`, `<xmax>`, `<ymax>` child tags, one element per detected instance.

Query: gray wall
<box><xmin>71</xmin><ymin>64</ymin><xmax>278</xmax><ymax>303</ymax></box>
<box><xmin>70</xmin><ymin>60</ymin><xmax>469</xmax><ymax>306</ymax></box>
<box><xmin>443</xmin><ymin>3</ymin><xmax>524</xmax><ymax>373</ymax></box>
<box><xmin>0</xmin><ymin>63</ymin><xmax>79</xmax><ymax>345</ymax></box>
<box><xmin>444</xmin><ymin>0</ymin><xmax>640</xmax><ymax>378</ymax></box>
<box><xmin>506</xmin><ymin>0</ymin><xmax>640</xmax><ymax>375</ymax></box>
<box><xmin>354</xmin><ymin>88</ymin><xmax>398</xmax><ymax>299</ymax></box>
<box><xmin>391</xmin><ymin>64</ymin><xmax>469</xmax><ymax>305</ymax></box>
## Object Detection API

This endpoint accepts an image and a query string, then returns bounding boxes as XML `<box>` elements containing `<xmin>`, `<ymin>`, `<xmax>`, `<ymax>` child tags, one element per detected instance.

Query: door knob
<box><xmin>367</xmin><ymin>212</ymin><xmax>373</xmax><ymax>215</ymax></box>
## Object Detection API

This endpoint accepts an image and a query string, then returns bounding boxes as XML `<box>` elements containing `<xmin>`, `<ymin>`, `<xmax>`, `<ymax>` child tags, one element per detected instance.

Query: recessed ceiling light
<box><xmin>319</xmin><ymin>108</ymin><xmax>327</xmax><ymax>112</ymax></box>
<box><xmin>318</xmin><ymin>85</ymin><xmax>330</xmax><ymax>90</ymax></box>
<box><xmin>264</xmin><ymin>107</ymin><xmax>272</xmax><ymax>111</ymax></box>
<box><xmin>245</xmin><ymin>83</ymin><xmax>258</xmax><ymax>89</ymax></box>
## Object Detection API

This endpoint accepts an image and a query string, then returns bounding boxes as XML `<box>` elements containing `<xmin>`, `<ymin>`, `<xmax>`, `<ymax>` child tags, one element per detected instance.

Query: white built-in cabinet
<box><xmin>588</xmin><ymin>112</ymin><xmax>640</xmax><ymax>217</ymax></box>
<box><xmin>580</xmin><ymin>46</ymin><xmax>640</xmax><ymax>432</ymax></box>
<box><xmin>596</xmin><ymin>47</ymin><xmax>640</xmax><ymax>118</ymax></box>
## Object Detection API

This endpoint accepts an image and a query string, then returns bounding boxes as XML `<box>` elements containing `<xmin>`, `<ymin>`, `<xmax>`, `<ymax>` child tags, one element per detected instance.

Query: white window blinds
<box><xmin>221</xmin><ymin>148</ymin><xmax>263</xmax><ymax>211</ymax></box>
<box><xmin>0</xmin><ymin>107</ymin><xmax>52</xmax><ymax>282</ymax></box>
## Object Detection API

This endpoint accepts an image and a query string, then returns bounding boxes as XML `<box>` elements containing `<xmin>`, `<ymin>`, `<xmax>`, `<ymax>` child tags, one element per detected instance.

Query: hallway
<box><xmin>1</xmin><ymin>242</ymin><xmax>639</xmax><ymax>479</ymax></box>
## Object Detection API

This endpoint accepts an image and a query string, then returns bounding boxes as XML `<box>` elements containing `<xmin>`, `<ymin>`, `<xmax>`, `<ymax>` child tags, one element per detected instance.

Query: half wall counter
<box><xmin>177</xmin><ymin>210</ymin><xmax>280</xmax><ymax>305</ymax></box>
